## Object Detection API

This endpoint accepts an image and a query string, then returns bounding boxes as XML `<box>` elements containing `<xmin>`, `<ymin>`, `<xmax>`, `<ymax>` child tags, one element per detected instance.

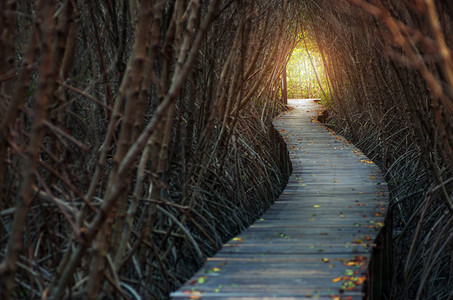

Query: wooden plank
<box><xmin>171</xmin><ymin>99</ymin><xmax>388</xmax><ymax>299</ymax></box>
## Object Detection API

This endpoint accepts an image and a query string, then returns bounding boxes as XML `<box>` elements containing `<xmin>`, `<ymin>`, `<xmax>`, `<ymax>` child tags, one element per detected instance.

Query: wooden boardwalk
<box><xmin>172</xmin><ymin>99</ymin><xmax>388</xmax><ymax>299</ymax></box>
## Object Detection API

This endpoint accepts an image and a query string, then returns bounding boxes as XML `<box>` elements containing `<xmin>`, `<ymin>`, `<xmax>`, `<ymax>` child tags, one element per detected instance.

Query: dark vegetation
<box><xmin>1</xmin><ymin>0</ymin><xmax>452</xmax><ymax>299</ymax></box>
<box><xmin>0</xmin><ymin>1</ymin><xmax>297</xmax><ymax>298</ymax></box>
<box><xmin>306</xmin><ymin>1</ymin><xmax>453</xmax><ymax>299</ymax></box>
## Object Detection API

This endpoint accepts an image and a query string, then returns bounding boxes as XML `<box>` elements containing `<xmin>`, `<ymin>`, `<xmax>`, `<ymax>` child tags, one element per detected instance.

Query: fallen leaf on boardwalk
<box><xmin>322</xmin><ymin>258</ymin><xmax>330</xmax><ymax>263</ymax></box>
<box><xmin>344</xmin><ymin>256</ymin><xmax>368</xmax><ymax>268</ymax></box>
<box><xmin>232</xmin><ymin>237</ymin><xmax>243</xmax><ymax>242</ymax></box>
<box><xmin>184</xmin><ymin>291</ymin><xmax>202</xmax><ymax>299</ymax></box>
<box><xmin>197</xmin><ymin>276</ymin><xmax>207</xmax><ymax>284</ymax></box>
<box><xmin>356</xmin><ymin>276</ymin><xmax>367</xmax><ymax>284</ymax></box>
<box><xmin>369</xmin><ymin>176</ymin><xmax>375</xmax><ymax>180</ymax></box>
<box><xmin>313</xmin><ymin>205</ymin><xmax>321</xmax><ymax>208</ymax></box>
<box><xmin>332</xmin><ymin>277</ymin><xmax>342</xmax><ymax>283</ymax></box>
<box><xmin>334</xmin><ymin>180</ymin><xmax>338</xmax><ymax>183</ymax></box>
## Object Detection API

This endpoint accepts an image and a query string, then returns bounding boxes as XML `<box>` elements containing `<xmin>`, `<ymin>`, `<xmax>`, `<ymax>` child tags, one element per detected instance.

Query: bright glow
<box><xmin>286</xmin><ymin>39</ymin><xmax>328</xmax><ymax>99</ymax></box>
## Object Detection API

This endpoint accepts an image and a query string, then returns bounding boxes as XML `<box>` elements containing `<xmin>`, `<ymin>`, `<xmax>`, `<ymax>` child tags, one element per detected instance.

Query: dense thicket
<box><xmin>0</xmin><ymin>1</ymin><xmax>299</xmax><ymax>298</ymax></box>
<box><xmin>3</xmin><ymin>0</ymin><xmax>452</xmax><ymax>299</ymax></box>
<box><xmin>305</xmin><ymin>1</ymin><xmax>453</xmax><ymax>299</ymax></box>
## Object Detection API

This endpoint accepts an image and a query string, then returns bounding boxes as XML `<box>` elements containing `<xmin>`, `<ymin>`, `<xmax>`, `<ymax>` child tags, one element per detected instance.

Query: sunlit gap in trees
<box><xmin>286</xmin><ymin>32</ymin><xmax>329</xmax><ymax>103</ymax></box>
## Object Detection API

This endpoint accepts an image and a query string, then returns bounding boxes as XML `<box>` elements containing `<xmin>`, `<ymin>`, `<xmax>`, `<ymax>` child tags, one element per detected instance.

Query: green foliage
<box><xmin>286</xmin><ymin>34</ymin><xmax>330</xmax><ymax>102</ymax></box>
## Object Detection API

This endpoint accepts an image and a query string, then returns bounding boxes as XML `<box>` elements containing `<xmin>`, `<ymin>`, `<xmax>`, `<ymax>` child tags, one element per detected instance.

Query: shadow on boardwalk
<box><xmin>172</xmin><ymin>99</ymin><xmax>388</xmax><ymax>299</ymax></box>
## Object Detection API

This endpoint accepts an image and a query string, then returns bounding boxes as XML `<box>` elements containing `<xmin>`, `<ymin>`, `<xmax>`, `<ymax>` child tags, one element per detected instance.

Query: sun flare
<box><xmin>286</xmin><ymin>35</ymin><xmax>328</xmax><ymax>100</ymax></box>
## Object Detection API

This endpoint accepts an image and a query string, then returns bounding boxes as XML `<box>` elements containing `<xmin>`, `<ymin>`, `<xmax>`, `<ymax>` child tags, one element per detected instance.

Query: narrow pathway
<box><xmin>172</xmin><ymin>99</ymin><xmax>388</xmax><ymax>299</ymax></box>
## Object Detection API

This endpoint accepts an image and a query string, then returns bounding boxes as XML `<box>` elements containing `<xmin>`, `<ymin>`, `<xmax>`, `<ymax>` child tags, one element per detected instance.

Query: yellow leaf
<box><xmin>332</xmin><ymin>276</ymin><xmax>342</xmax><ymax>283</ymax></box>
<box><xmin>187</xmin><ymin>291</ymin><xmax>202</xmax><ymax>299</ymax></box>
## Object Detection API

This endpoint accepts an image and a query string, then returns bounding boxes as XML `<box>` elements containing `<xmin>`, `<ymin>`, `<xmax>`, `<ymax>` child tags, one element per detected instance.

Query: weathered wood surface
<box><xmin>172</xmin><ymin>99</ymin><xmax>388</xmax><ymax>299</ymax></box>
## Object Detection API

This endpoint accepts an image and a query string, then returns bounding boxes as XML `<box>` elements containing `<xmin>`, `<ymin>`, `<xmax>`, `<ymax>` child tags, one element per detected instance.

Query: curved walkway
<box><xmin>172</xmin><ymin>99</ymin><xmax>388</xmax><ymax>299</ymax></box>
